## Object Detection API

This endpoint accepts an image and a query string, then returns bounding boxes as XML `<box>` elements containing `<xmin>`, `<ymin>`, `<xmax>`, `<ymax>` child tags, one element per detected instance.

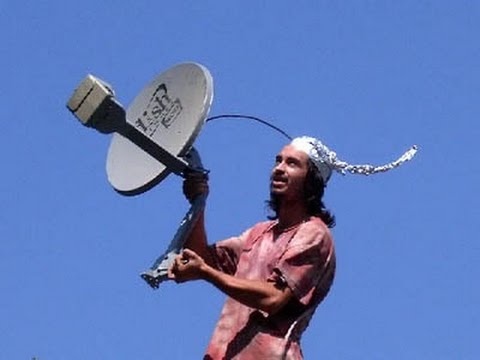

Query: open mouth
<box><xmin>271</xmin><ymin>177</ymin><xmax>288</xmax><ymax>187</ymax></box>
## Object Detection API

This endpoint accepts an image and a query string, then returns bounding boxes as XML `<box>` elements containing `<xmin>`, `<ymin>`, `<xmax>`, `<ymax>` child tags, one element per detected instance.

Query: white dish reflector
<box><xmin>106</xmin><ymin>63</ymin><xmax>213</xmax><ymax>195</ymax></box>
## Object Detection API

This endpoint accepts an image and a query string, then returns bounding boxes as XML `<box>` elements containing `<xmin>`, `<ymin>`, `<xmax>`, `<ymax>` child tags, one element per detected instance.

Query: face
<box><xmin>270</xmin><ymin>144</ymin><xmax>309</xmax><ymax>203</ymax></box>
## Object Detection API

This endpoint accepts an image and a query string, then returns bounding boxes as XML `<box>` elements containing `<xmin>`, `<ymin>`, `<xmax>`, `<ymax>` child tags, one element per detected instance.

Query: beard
<box><xmin>268</xmin><ymin>189</ymin><xmax>294</xmax><ymax>214</ymax></box>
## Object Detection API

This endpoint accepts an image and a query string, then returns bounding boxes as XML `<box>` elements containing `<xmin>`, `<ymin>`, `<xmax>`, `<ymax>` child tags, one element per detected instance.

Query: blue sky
<box><xmin>1</xmin><ymin>1</ymin><xmax>478</xmax><ymax>359</ymax></box>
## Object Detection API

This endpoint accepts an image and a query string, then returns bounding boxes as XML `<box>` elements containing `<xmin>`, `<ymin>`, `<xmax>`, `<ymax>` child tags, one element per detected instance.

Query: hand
<box><xmin>183</xmin><ymin>171</ymin><xmax>209</xmax><ymax>203</ymax></box>
<box><xmin>168</xmin><ymin>249</ymin><xmax>208</xmax><ymax>283</ymax></box>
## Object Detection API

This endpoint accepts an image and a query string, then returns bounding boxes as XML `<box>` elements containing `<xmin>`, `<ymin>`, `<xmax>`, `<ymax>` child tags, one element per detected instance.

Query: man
<box><xmin>168</xmin><ymin>136</ymin><xmax>336</xmax><ymax>359</ymax></box>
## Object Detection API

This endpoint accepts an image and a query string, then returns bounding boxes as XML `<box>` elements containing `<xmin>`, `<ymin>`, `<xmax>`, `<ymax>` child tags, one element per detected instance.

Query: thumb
<box><xmin>181</xmin><ymin>248</ymin><xmax>197</xmax><ymax>259</ymax></box>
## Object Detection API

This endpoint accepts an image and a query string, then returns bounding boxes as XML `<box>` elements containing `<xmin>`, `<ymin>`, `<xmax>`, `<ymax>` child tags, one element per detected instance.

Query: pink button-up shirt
<box><xmin>205</xmin><ymin>217</ymin><xmax>336</xmax><ymax>360</ymax></box>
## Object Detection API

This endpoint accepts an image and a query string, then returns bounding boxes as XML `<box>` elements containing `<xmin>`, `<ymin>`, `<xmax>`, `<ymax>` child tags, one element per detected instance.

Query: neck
<box><xmin>276</xmin><ymin>200</ymin><xmax>310</xmax><ymax>230</ymax></box>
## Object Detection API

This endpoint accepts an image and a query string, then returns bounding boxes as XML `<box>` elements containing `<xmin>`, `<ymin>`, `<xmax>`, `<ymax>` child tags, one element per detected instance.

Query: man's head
<box><xmin>268</xmin><ymin>143</ymin><xmax>335</xmax><ymax>227</ymax></box>
<box><xmin>270</xmin><ymin>144</ymin><xmax>310</xmax><ymax>204</ymax></box>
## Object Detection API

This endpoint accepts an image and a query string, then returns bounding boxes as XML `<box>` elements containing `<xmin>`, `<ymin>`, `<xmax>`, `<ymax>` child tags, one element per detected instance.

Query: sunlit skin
<box><xmin>270</xmin><ymin>144</ymin><xmax>310</xmax><ymax>229</ymax></box>
<box><xmin>271</xmin><ymin>145</ymin><xmax>309</xmax><ymax>195</ymax></box>
<box><xmin>167</xmin><ymin>144</ymin><xmax>312</xmax><ymax>315</ymax></box>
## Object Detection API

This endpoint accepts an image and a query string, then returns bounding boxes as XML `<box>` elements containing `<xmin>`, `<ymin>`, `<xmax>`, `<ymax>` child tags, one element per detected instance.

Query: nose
<box><xmin>273</xmin><ymin>161</ymin><xmax>286</xmax><ymax>174</ymax></box>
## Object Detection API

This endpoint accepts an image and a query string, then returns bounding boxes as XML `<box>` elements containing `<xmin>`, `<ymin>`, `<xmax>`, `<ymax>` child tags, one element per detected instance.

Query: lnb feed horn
<box><xmin>66</xmin><ymin>63</ymin><xmax>214</xmax><ymax>196</ymax></box>
<box><xmin>66</xmin><ymin>74</ymin><xmax>123</xmax><ymax>134</ymax></box>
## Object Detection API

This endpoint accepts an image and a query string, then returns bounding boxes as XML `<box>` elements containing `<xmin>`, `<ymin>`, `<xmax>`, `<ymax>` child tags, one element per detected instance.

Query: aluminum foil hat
<box><xmin>291</xmin><ymin>136</ymin><xmax>418</xmax><ymax>185</ymax></box>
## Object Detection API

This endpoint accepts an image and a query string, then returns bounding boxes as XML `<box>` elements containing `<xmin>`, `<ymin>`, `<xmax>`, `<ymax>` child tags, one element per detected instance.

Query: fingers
<box><xmin>177</xmin><ymin>249</ymin><xmax>197</xmax><ymax>267</ymax></box>
<box><xmin>181</xmin><ymin>248</ymin><xmax>197</xmax><ymax>259</ymax></box>
<box><xmin>167</xmin><ymin>266</ymin><xmax>176</xmax><ymax>280</ymax></box>
<box><xmin>167</xmin><ymin>257</ymin><xmax>177</xmax><ymax>280</ymax></box>
<box><xmin>168</xmin><ymin>249</ymin><xmax>205</xmax><ymax>283</ymax></box>
<box><xmin>168</xmin><ymin>255</ymin><xmax>184</xmax><ymax>282</ymax></box>
<box><xmin>168</xmin><ymin>251</ymin><xmax>192</xmax><ymax>274</ymax></box>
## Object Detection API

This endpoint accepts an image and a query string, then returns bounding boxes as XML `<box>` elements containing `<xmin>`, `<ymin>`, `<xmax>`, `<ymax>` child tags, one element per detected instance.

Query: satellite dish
<box><xmin>67</xmin><ymin>62</ymin><xmax>213</xmax><ymax>288</ymax></box>
<box><xmin>108</xmin><ymin>63</ymin><xmax>213</xmax><ymax>195</ymax></box>
<box><xmin>67</xmin><ymin>62</ymin><xmax>213</xmax><ymax>195</ymax></box>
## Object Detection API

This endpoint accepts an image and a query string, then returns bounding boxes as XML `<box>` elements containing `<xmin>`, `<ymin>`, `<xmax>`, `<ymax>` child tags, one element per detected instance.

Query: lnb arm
<box><xmin>66</xmin><ymin>75</ymin><xmax>199</xmax><ymax>176</ymax></box>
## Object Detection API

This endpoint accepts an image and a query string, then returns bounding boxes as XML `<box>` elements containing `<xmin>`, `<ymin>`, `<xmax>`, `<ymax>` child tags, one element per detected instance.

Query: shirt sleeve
<box><xmin>270</xmin><ymin>220</ymin><xmax>335</xmax><ymax>306</ymax></box>
<box><xmin>208</xmin><ymin>221</ymin><xmax>274</xmax><ymax>275</ymax></box>
<box><xmin>207</xmin><ymin>231</ymin><xmax>249</xmax><ymax>275</ymax></box>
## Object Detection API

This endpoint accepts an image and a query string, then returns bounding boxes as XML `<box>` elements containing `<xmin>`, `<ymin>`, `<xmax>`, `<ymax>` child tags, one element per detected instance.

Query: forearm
<box><xmin>201</xmin><ymin>263</ymin><xmax>291</xmax><ymax>315</ymax></box>
<box><xmin>181</xmin><ymin>172</ymin><xmax>212</xmax><ymax>263</ymax></box>
<box><xmin>183</xmin><ymin>211</ymin><xmax>212</xmax><ymax>266</ymax></box>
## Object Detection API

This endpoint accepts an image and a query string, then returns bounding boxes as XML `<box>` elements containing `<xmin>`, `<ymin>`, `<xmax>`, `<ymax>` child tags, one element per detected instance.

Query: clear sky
<box><xmin>1</xmin><ymin>1</ymin><xmax>478</xmax><ymax>359</ymax></box>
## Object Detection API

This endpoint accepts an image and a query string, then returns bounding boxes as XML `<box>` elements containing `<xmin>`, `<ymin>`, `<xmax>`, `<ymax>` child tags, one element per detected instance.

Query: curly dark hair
<box><xmin>267</xmin><ymin>159</ymin><xmax>336</xmax><ymax>228</ymax></box>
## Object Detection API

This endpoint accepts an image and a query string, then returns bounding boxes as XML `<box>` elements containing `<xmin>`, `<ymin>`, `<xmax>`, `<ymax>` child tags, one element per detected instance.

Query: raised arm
<box><xmin>181</xmin><ymin>172</ymin><xmax>212</xmax><ymax>264</ymax></box>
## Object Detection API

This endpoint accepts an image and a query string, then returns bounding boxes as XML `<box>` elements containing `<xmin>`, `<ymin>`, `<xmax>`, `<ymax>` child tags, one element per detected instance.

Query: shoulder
<box><xmin>219</xmin><ymin>220</ymin><xmax>275</xmax><ymax>248</ymax></box>
<box><xmin>250</xmin><ymin>220</ymin><xmax>276</xmax><ymax>234</ymax></box>
<box><xmin>294</xmin><ymin>217</ymin><xmax>334</xmax><ymax>249</ymax></box>
<box><xmin>240</xmin><ymin>220</ymin><xmax>276</xmax><ymax>242</ymax></box>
